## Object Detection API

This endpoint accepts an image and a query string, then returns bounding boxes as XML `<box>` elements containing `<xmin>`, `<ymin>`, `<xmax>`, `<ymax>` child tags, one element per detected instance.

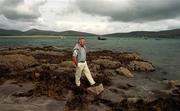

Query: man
<box><xmin>72</xmin><ymin>38</ymin><xmax>96</xmax><ymax>87</ymax></box>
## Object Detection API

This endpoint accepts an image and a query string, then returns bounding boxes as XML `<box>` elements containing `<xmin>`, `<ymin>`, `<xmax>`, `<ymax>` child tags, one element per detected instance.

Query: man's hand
<box><xmin>72</xmin><ymin>56</ymin><xmax>78</xmax><ymax>66</ymax></box>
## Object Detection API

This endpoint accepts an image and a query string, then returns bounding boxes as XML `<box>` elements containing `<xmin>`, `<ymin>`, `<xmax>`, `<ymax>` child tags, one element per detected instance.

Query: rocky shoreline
<box><xmin>0</xmin><ymin>46</ymin><xmax>179</xmax><ymax>111</ymax></box>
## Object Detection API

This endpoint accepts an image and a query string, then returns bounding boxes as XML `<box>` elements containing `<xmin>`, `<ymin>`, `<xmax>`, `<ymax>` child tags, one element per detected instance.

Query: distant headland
<box><xmin>0</xmin><ymin>28</ymin><xmax>180</xmax><ymax>38</ymax></box>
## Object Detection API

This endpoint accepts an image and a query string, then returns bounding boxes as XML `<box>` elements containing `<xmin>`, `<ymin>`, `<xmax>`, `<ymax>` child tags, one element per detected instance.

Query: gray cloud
<box><xmin>0</xmin><ymin>0</ymin><xmax>46</xmax><ymax>20</ymax></box>
<box><xmin>0</xmin><ymin>14</ymin><xmax>45</xmax><ymax>31</ymax></box>
<box><xmin>75</xmin><ymin>0</ymin><xmax>180</xmax><ymax>22</ymax></box>
<box><xmin>0</xmin><ymin>0</ymin><xmax>180</xmax><ymax>34</ymax></box>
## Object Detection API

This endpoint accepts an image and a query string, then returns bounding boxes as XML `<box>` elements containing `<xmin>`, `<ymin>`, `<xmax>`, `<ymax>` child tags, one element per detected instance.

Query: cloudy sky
<box><xmin>0</xmin><ymin>0</ymin><xmax>180</xmax><ymax>34</ymax></box>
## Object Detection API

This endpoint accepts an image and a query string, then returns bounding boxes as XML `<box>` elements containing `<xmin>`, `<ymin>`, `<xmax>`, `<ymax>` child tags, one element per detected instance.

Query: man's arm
<box><xmin>72</xmin><ymin>49</ymin><xmax>78</xmax><ymax>66</ymax></box>
<box><xmin>72</xmin><ymin>56</ymin><xmax>77</xmax><ymax>66</ymax></box>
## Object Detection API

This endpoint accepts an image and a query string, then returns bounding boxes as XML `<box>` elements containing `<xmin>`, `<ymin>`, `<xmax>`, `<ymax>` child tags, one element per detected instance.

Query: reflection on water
<box><xmin>0</xmin><ymin>36</ymin><xmax>180</xmax><ymax>80</ymax></box>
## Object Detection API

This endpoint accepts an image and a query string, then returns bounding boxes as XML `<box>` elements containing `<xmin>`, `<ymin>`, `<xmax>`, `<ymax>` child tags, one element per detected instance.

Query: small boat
<box><xmin>97</xmin><ymin>36</ymin><xmax>107</xmax><ymax>40</ymax></box>
<box><xmin>155</xmin><ymin>38</ymin><xmax>161</xmax><ymax>40</ymax></box>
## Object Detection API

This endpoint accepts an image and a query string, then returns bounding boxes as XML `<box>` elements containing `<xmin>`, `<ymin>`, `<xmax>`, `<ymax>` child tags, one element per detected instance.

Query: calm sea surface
<box><xmin>0</xmin><ymin>36</ymin><xmax>180</xmax><ymax>80</ymax></box>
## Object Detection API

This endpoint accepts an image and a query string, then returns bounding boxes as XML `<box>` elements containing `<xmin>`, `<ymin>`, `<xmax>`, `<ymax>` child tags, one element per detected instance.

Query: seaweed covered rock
<box><xmin>92</xmin><ymin>59</ymin><xmax>121</xmax><ymax>69</ymax></box>
<box><xmin>0</xmin><ymin>54</ymin><xmax>37</xmax><ymax>72</ymax></box>
<box><xmin>128</xmin><ymin>60</ymin><xmax>155</xmax><ymax>72</ymax></box>
<box><xmin>116</xmin><ymin>67</ymin><xmax>134</xmax><ymax>77</ymax></box>
<box><xmin>119</xmin><ymin>53</ymin><xmax>142</xmax><ymax>60</ymax></box>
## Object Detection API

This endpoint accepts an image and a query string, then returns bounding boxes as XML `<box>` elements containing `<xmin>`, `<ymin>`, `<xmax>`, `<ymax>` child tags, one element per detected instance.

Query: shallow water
<box><xmin>0</xmin><ymin>36</ymin><xmax>180</xmax><ymax>80</ymax></box>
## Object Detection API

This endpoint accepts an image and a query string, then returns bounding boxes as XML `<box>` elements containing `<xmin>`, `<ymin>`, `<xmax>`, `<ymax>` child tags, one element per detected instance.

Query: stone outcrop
<box><xmin>116</xmin><ymin>67</ymin><xmax>134</xmax><ymax>77</ymax></box>
<box><xmin>128</xmin><ymin>60</ymin><xmax>155</xmax><ymax>72</ymax></box>
<box><xmin>0</xmin><ymin>54</ymin><xmax>37</xmax><ymax>72</ymax></box>
<box><xmin>92</xmin><ymin>59</ymin><xmax>121</xmax><ymax>69</ymax></box>
<box><xmin>119</xmin><ymin>53</ymin><xmax>142</xmax><ymax>60</ymax></box>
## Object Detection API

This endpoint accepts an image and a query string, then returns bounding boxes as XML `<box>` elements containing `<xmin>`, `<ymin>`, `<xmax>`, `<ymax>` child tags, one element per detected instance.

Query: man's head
<box><xmin>78</xmin><ymin>38</ymin><xmax>86</xmax><ymax>46</ymax></box>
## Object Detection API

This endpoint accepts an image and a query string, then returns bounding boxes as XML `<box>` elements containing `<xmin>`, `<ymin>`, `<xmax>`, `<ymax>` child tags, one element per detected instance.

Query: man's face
<box><xmin>79</xmin><ymin>39</ymin><xmax>86</xmax><ymax>46</ymax></box>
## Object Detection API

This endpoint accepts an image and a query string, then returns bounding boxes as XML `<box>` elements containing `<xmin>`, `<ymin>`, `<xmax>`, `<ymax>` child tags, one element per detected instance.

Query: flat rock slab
<box><xmin>0</xmin><ymin>80</ymin><xmax>35</xmax><ymax>103</ymax></box>
<box><xmin>87</xmin><ymin>84</ymin><xmax>104</xmax><ymax>95</ymax></box>
<box><xmin>0</xmin><ymin>96</ymin><xmax>66</xmax><ymax>111</ymax></box>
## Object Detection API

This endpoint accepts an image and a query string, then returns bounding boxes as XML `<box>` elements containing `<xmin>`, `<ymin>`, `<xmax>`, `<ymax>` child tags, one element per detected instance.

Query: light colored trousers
<box><xmin>75</xmin><ymin>61</ymin><xmax>95</xmax><ymax>86</ymax></box>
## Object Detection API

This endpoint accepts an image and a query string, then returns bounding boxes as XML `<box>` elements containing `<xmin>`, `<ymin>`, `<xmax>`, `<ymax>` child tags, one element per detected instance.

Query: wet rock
<box><xmin>0</xmin><ymin>54</ymin><xmax>37</xmax><ymax>72</ymax></box>
<box><xmin>87</xmin><ymin>103</ymin><xmax>112</xmax><ymax>111</ymax></box>
<box><xmin>99</xmin><ymin>89</ymin><xmax>125</xmax><ymax>103</ymax></box>
<box><xmin>92</xmin><ymin>59</ymin><xmax>121</xmax><ymax>69</ymax></box>
<box><xmin>116</xmin><ymin>67</ymin><xmax>134</xmax><ymax>77</ymax></box>
<box><xmin>160</xmin><ymin>80</ymin><xmax>180</xmax><ymax>97</ymax></box>
<box><xmin>119</xmin><ymin>53</ymin><xmax>142</xmax><ymax>60</ymax></box>
<box><xmin>168</xmin><ymin>80</ymin><xmax>180</xmax><ymax>88</ymax></box>
<box><xmin>87</xmin><ymin>84</ymin><xmax>104</xmax><ymax>95</ymax></box>
<box><xmin>128</xmin><ymin>60</ymin><xmax>155</xmax><ymax>72</ymax></box>
<box><xmin>0</xmin><ymin>96</ymin><xmax>66</xmax><ymax>111</ymax></box>
<box><xmin>0</xmin><ymin>80</ymin><xmax>35</xmax><ymax>104</ymax></box>
<box><xmin>46</xmin><ymin>100</ymin><xmax>66</xmax><ymax>111</ymax></box>
<box><xmin>117</xmin><ymin>82</ymin><xmax>133</xmax><ymax>90</ymax></box>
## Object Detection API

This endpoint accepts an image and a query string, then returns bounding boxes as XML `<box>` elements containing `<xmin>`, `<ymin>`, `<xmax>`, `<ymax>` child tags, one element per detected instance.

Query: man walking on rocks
<box><xmin>72</xmin><ymin>38</ymin><xmax>96</xmax><ymax>87</ymax></box>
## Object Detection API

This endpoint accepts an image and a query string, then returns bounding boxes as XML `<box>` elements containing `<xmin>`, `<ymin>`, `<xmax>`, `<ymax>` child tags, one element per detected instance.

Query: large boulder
<box><xmin>119</xmin><ymin>53</ymin><xmax>142</xmax><ymax>60</ymax></box>
<box><xmin>128</xmin><ymin>61</ymin><xmax>155</xmax><ymax>72</ymax></box>
<box><xmin>92</xmin><ymin>59</ymin><xmax>121</xmax><ymax>69</ymax></box>
<box><xmin>116</xmin><ymin>67</ymin><xmax>134</xmax><ymax>77</ymax></box>
<box><xmin>0</xmin><ymin>54</ymin><xmax>37</xmax><ymax>72</ymax></box>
